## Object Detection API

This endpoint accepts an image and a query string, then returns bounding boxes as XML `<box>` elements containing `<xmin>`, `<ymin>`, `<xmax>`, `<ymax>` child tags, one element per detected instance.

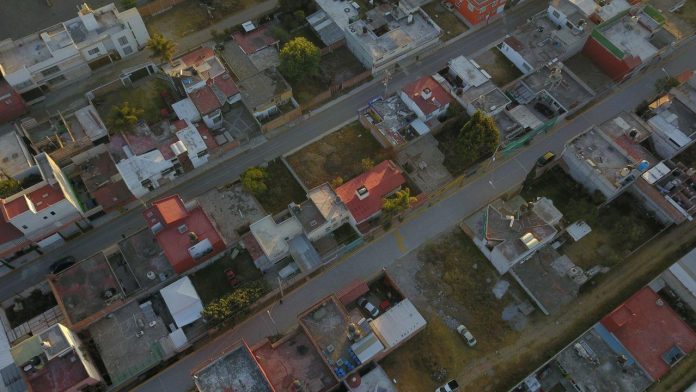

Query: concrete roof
<box><xmin>369</xmin><ymin>299</ymin><xmax>426</xmax><ymax>347</ymax></box>
<box><xmin>193</xmin><ymin>342</ymin><xmax>274</xmax><ymax>392</ymax></box>
<box><xmin>160</xmin><ymin>276</ymin><xmax>204</xmax><ymax>329</ymax></box>
<box><xmin>0</xmin><ymin>130</ymin><xmax>33</xmax><ymax>178</ymax></box>
<box><xmin>250</xmin><ymin>215</ymin><xmax>302</xmax><ymax>262</ymax></box>
<box><xmin>448</xmin><ymin>55</ymin><xmax>489</xmax><ymax>88</ymax></box>
<box><xmin>307</xmin><ymin>10</ymin><xmax>345</xmax><ymax>46</ymax></box>
<box><xmin>238</xmin><ymin>68</ymin><xmax>291</xmax><ymax>111</ymax></box>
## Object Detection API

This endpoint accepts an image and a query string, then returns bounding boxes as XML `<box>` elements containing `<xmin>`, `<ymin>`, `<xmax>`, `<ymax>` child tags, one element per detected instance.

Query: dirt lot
<box><xmin>564</xmin><ymin>53</ymin><xmax>613</xmax><ymax>94</ymax></box>
<box><xmin>648</xmin><ymin>0</ymin><xmax>696</xmax><ymax>39</ymax></box>
<box><xmin>94</xmin><ymin>77</ymin><xmax>173</xmax><ymax>130</ymax></box>
<box><xmin>422</xmin><ymin>2</ymin><xmax>468</xmax><ymax>41</ymax></box>
<box><xmin>198</xmin><ymin>183</ymin><xmax>266</xmax><ymax>244</ymax></box>
<box><xmin>253</xmin><ymin>159</ymin><xmax>307</xmax><ymax>214</ymax></box>
<box><xmin>286</xmin><ymin>121</ymin><xmax>392</xmax><ymax>188</ymax></box>
<box><xmin>473</xmin><ymin>48</ymin><xmax>523</xmax><ymax>87</ymax></box>
<box><xmin>381</xmin><ymin>210</ymin><xmax>696</xmax><ymax>391</ymax></box>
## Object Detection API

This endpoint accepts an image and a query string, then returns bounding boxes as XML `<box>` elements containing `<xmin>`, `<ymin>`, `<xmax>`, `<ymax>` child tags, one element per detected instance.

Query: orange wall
<box><xmin>449</xmin><ymin>0</ymin><xmax>506</xmax><ymax>25</ymax></box>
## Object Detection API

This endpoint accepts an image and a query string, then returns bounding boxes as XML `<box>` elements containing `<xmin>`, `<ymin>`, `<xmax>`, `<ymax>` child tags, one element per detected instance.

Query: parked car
<box><xmin>536</xmin><ymin>151</ymin><xmax>555</xmax><ymax>167</ymax></box>
<box><xmin>357</xmin><ymin>297</ymin><xmax>380</xmax><ymax>317</ymax></box>
<box><xmin>49</xmin><ymin>256</ymin><xmax>76</xmax><ymax>274</ymax></box>
<box><xmin>435</xmin><ymin>379</ymin><xmax>460</xmax><ymax>392</ymax></box>
<box><xmin>456</xmin><ymin>325</ymin><xmax>477</xmax><ymax>347</ymax></box>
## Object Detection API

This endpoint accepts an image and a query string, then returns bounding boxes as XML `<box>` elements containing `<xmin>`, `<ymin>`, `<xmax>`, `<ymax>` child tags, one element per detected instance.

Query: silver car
<box><xmin>456</xmin><ymin>325</ymin><xmax>477</xmax><ymax>347</ymax></box>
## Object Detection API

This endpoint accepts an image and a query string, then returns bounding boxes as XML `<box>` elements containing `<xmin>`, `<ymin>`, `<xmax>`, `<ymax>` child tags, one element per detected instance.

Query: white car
<box><xmin>436</xmin><ymin>379</ymin><xmax>459</xmax><ymax>392</ymax></box>
<box><xmin>456</xmin><ymin>325</ymin><xmax>477</xmax><ymax>347</ymax></box>
<box><xmin>357</xmin><ymin>297</ymin><xmax>379</xmax><ymax>317</ymax></box>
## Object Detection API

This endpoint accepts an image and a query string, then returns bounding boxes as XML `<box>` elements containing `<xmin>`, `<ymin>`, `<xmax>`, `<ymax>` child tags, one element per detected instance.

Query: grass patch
<box><xmin>286</xmin><ymin>121</ymin><xmax>392</xmax><ymax>188</ymax></box>
<box><xmin>672</xmin><ymin>0</ymin><xmax>696</xmax><ymax>27</ymax></box>
<box><xmin>189</xmin><ymin>250</ymin><xmax>262</xmax><ymax>305</ymax></box>
<box><xmin>253</xmin><ymin>159</ymin><xmax>306</xmax><ymax>214</ymax></box>
<box><xmin>521</xmin><ymin>167</ymin><xmax>663</xmax><ymax>269</ymax></box>
<box><xmin>422</xmin><ymin>2</ymin><xmax>468</xmax><ymax>41</ymax></box>
<box><xmin>482</xmin><ymin>49</ymin><xmax>523</xmax><ymax>87</ymax></box>
<box><xmin>96</xmin><ymin>78</ymin><xmax>173</xmax><ymax>130</ymax></box>
<box><xmin>5</xmin><ymin>289</ymin><xmax>57</xmax><ymax>328</ymax></box>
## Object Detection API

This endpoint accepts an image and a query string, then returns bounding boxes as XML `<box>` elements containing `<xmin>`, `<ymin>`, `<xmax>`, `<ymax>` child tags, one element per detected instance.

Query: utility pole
<box><xmin>382</xmin><ymin>69</ymin><xmax>392</xmax><ymax>97</ymax></box>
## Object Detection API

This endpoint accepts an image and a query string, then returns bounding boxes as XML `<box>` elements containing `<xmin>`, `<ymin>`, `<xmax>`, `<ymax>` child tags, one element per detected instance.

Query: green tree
<box><xmin>361</xmin><ymin>158</ymin><xmax>375</xmax><ymax>171</ymax></box>
<box><xmin>121</xmin><ymin>0</ymin><xmax>137</xmax><ymax>8</ymax></box>
<box><xmin>382</xmin><ymin>188</ymin><xmax>417</xmax><ymax>216</ymax></box>
<box><xmin>330</xmin><ymin>176</ymin><xmax>344</xmax><ymax>188</ymax></box>
<box><xmin>0</xmin><ymin>178</ymin><xmax>22</xmax><ymax>198</ymax></box>
<box><xmin>447</xmin><ymin>111</ymin><xmax>500</xmax><ymax>171</ymax></box>
<box><xmin>279</xmin><ymin>37</ymin><xmax>321</xmax><ymax>82</ymax></box>
<box><xmin>201</xmin><ymin>281</ymin><xmax>268</xmax><ymax>324</ymax></box>
<box><xmin>655</xmin><ymin>76</ymin><xmax>679</xmax><ymax>94</ymax></box>
<box><xmin>241</xmin><ymin>167</ymin><xmax>268</xmax><ymax>194</ymax></box>
<box><xmin>108</xmin><ymin>102</ymin><xmax>144</xmax><ymax>133</ymax></box>
<box><xmin>146</xmin><ymin>33</ymin><xmax>177</xmax><ymax>64</ymax></box>
<box><xmin>279</xmin><ymin>0</ymin><xmax>311</xmax><ymax>12</ymax></box>
<box><xmin>270</xmin><ymin>26</ymin><xmax>291</xmax><ymax>44</ymax></box>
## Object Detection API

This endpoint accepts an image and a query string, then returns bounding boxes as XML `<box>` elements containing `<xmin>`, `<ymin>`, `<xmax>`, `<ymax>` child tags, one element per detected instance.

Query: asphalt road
<box><xmin>0</xmin><ymin>0</ymin><xmax>547</xmax><ymax>301</ymax></box>
<box><xmin>133</xmin><ymin>14</ymin><xmax>696</xmax><ymax>392</ymax></box>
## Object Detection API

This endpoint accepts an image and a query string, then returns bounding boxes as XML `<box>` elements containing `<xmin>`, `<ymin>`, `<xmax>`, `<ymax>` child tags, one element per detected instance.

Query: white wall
<box><xmin>118</xmin><ymin>8</ymin><xmax>151</xmax><ymax>48</ymax></box>
<box><xmin>80</xmin><ymin>42</ymin><xmax>108</xmax><ymax>61</ymax></box>
<box><xmin>399</xmin><ymin>91</ymin><xmax>427</xmax><ymax>121</ymax></box>
<box><xmin>499</xmin><ymin>42</ymin><xmax>533</xmax><ymax>75</ymax></box>
<box><xmin>547</xmin><ymin>5</ymin><xmax>568</xmax><ymax>27</ymax></box>
<box><xmin>202</xmin><ymin>110</ymin><xmax>223</xmax><ymax>129</ymax></box>
<box><xmin>10</xmin><ymin>199</ymin><xmax>80</xmax><ymax>239</ymax></box>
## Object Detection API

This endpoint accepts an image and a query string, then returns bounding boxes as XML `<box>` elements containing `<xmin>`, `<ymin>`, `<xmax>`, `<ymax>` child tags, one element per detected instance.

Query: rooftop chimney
<box><xmin>356</xmin><ymin>186</ymin><xmax>369</xmax><ymax>200</ymax></box>
<box><xmin>421</xmin><ymin>87</ymin><xmax>432</xmax><ymax>100</ymax></box>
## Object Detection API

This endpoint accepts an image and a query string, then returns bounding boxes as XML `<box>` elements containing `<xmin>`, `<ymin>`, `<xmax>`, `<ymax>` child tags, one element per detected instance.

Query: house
<box><xmin>114</xmin><ymin>148</ymin><xmax>178</xmax><ymax>198</ymax></box>
<box><xmin>600</xmin><ymin>287</ymin><xmax>696</xmax><ymax>381</ymax></box>
<box><xmin>400</xmin><ymin>75</ymin><xmax>453</xmax><ymax>123</ymax></box>
<box><xmin>359</xmin><ymin>95</ymin><xmax>422</xmax><ymax>148</ymax></box>
<box><xmin>290</xmin><ymin>183</ymin><xmax>353</xmax><ymax>242</ymax></box>
<box><xmin>448</xmin><ymin>0</ymin><xmax>507</xmax><ymax>25</ymax></box>
<box><xmin>314</xmin><ymin>0</ymin><xmax>441</xmax><ymax>73</ymax></box>
<box><xmin>0</xmin><ymin>78</ymin><xmax>26</xmax><ymax>123</ymax></box>
<box><xmin>656</xmin><ymin>247</ymin><xmax>696</xmax><ymax>313</ymax></box>
<box><xmin>464</xmin><ymin>196</ymin><xmax>562</xmax><ymax>274</ymax></box>
<box><xmin>644</xmin><ymin>79</ymin><xmax>696</xmax><ymax>160</ymax></box>
<box><xmin>0</xmin><ymin>3</ymin><xmax>149</xmax><ymax>104</ymax></box>
<box><xmin>0</xmin><ymin>153</ymin><xmax>86</xmax><ymax>256</ymax></box>
<box><xmin>636</xmin><ymin>160</ymin><xmax>696</xmax><ymax>224</ymax></box>
<box><xmin>582</xmin><ymin>6</ymin><xmax>674</xmax><ymax>81</ymax></box>
<box><xmin>143</xmin><ymin>194</ymin><xmax>226</xmax><ymax>274</ymax></box>
<box><xmin>232</xmin><ymin>24</ymin><xmax>279</xmax><ymax>55</ymax></box>
<box><xmin>191</xmin><ymin>341</ymin><xmax>275</xmax><ymax>392</ymax></box>
<box><xmin>187</xmin><ymin>85</ymin><xmax>224</xmax><ymax>130</ymax></box>
<box><xmin>335</xmin><ymin>160</ymin><xmax>406</xmax><ymax>228</ymax></box>
<box><xmin>70</xmin><ymin>144</ymin><xmax>134</xmax><ymax>213</ymax></box>
<box><xmin>0</xmin><ymin>129</ymin><xmax>34</xmax><ymax>179</ymax></box>
<box><xmin>238</xmin><ymin>68</ymin><xmax>298</xmax><ymax>125</ymax></box>
<box><xmin>10</xmin><ymin>323</ymin><xmax>101</xmax><ymax>392</ymax></box>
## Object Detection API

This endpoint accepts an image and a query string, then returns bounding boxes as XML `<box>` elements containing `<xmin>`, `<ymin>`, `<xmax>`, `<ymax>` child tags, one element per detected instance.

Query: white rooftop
<box><xmin>648</xmin><ymin>111</ymin><xmax>692</xmax><ymax>148</ymax></box>
<box><xmin>596</xmin><ymin>0</ymin><xmax>631</xmax><ymax>21</ymax></box>
<box><xmin>315</xmin><ymin>0</ymin><xmax>359</xmax><ymax>30</ymax></box>
<box><xmin>369</xmin><ymin>299</ymin><xmax>426</xmax><ymax>347</ymax></box>
<box><xmin>172</xmin><ymin>98</ymin><xmax>200</xmax><ymax>123</ymax></box>
<box><xmin>307</xmin><ymin>183</ymin><xmax>349</xmax><ymax>222</ymax></box>
<box><xmin>175</xmin><ymin>120</ymin><xmax>207</xmax><ymax>155</ymax></box>
<box><xmin>73</xmin><ymin>104</ymin><xmax>108</xmax><ymax>141</ymax></box>
<box><xmin>668</xmin><ymin>247</ymin><xmax>696</xmax><ymax>300</ymax></box>
<box><xmin>600</xmin><ymin>16</ymin><xmax>658</xmax><ymax>61</ymax></box>
<box><xmin>250</xmin><ymin>215</ymin><xmax>302</xmax><ymax>262</ymax></box>
<box><xmin>641</xmin><ymin>161</ymin><xmax>671</xmax><ymax>184</ymax></box>
<box><xmin>0</xmin><ymin>131</ymin><xmax>33</xmax><ymax>178</ymax></box>
<box><xmin>160</xmin><ymin>276</ymin><xmax>203</xmax><ymax>329</ymax></box>
<box><xmin>116</xmin><ymin>149</ymin><xmax>173</xmax><ymax>197</ymax></box>
<box><xmin>448</xmin><ymin>56</ymin><xmax>489</xmax><ymax>88</ymax></box>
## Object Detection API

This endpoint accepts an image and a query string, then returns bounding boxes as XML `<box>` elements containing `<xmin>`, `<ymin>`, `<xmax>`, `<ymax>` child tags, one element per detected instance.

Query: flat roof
<box><xmin>193</xmin><ymin>342</ymin><xmax>274</xmax><ymax>392</ymax></box>
<box><xmin>117</xmin><ymin>228</ymin><xmax>174</xmax><ymax>290</ymax></box>
<box><xmin>232</xmin><ymin>24</ymin><xmax>279</xmax><ymax>55</ymax></box>
<box><xmin>307</xmin><ymin>10</ymin><xmax>344</xmax><ymax>46</ymax></box>
<box><xmin>347</xmin><ymin>365</ymin><xmax>397</xmax><ymax>392</ymax></box>
<box><xmin>0</xmin><ymin>131</ymin><xmax>32</xmax><ymax>178</ymax></box>
<box><xmin>361</xmin><ymin>95</ymin><xmax>414</xmax><ymax>146</ymax></box>
<box><xmin>448</xmin><ymin>56</ymin><xmax>489</xmax><ymax>88</ymax></box>
<box><xmin>597</xmin><ymin>12</ymin><xmax>662</xmax><ymax>62</ymax></box>
<box><xmin>668</xmin><ymin>247</ymin><xmax>696</xmax><ymax>300</ymax></box>
<box><xmin>600</xmin><ymin>287</ymin><xmax>696</xmax><ymax>380</ymax></box>
<box><xmin>369</xmin><ymin>299</ymin><xmax>426</xmax><ymax>347</ymax></box>
<box><xmin>514</xmin><ymin>64</ymin><xmax>594</xmax><ymax>112</ymax></box>
<box><xmin>75</xmin><ymin>147</ymin><xmax>133</xmax><ymax>211</ymax></box>
<box><xmin>250</xmin><ymin>215</ymin><xmax>302</xmax><ymax>262</ymax></box>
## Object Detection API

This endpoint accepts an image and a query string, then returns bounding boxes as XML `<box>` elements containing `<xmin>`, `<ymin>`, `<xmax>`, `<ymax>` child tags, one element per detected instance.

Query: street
<box><xmin>0</xmin><ymin>0</ymin><xmax>547</xmax><ymax>301</ymax></box>
<box><xmin>133</xmin><ymin>31</ymin><xmax>696</xmax><ymax>392</ymax></box>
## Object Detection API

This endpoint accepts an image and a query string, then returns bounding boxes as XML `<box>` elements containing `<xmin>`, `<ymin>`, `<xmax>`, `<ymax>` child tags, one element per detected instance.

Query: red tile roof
<box><xmin>402</xmin><ymin>76</ymin><xmax>453</xmax><ymax>117</ymax></box>
<box><xmin>180</xmin><ymin>47</ymin><xmax>215</xmax><ymax>68</ymax></box>
<box><xmin>0</xmin><ymin>79</ymin><xmax>26</xmax><ymax>123</ymax></box>
<box><xmin>144</xmin><ymin>195</ymin><xmax>226</xmax><ymax>273</ymax></box>
<box><xmin>335</xmin><ymin>160</ymin><xmax>406</xmax><ymax>224</ymax></box>
<box><xmin>600</xmin><ymin>287</ymin><xmax>696</xmax><ymax>380</ymax></box>
<box><xmin>26</xmin><ymin>350</ymin><xmax>93</xmax><ymax>392</ymax></box>
<box><xmin>196</xmin><ymin>123</ymin><xmax>218</xmax><ymax>150</ymax></box>
<box><xmin>207</xmin><ymin>73</ymin><xmax>239</xmax><ymax>98</ymax></box>
<box><xmin>232</xmin><ymin>25</ymin><xmax>279</xmax><ymax>54</ymax></box>
<box><xmin>2</xmin><ymin>184</ymin><xmax>66</xmax><ymax>220</ymax></box>
<box><xmin>189</xmin><ymin>85</ymin><xmax>222</xmax><ymax>115</ymax></box>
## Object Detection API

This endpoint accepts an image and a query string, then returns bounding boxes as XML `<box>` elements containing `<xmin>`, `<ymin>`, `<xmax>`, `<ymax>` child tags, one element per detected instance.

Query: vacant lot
<box><xmin>564</xmin><ymin>53</ymin><xmax>613</xmax><ymax>94</ymax></box>
<box><xmin>382</xmin><ymin>230</ymin><xmax>533</xmax><ymax>391</ymax></box>
<box><xmin>189</xmin><ymin>250</ymin><xmax>263</xmax><ymax>305</ymax></box>
<box><xmin>96</xmin><ymin>77</ymin><xmax>173</xmax><ymax>130</ymax></box>
<box><xmin>474</xmin><ymin>48</ymin><xmax>523</xmax><ymax>87</ymax></box>
<box><xmin>286</xmin><ymin>122</ymin><xmax>392</xmax><ymax>188</ymax></box>
<box><xmin>522</xmin><ymin>167</ymin><xmax>663</xmax><ymax>269</ymax></box>
<box><xmin>422</xmin><ymin>2</ymin><xmax>468</xmax><ymax>41</ymax></box>
<box><xmin>253</xmin><ymin>159</ymin><xmax>306</xmax><ymax>214</ymax></box>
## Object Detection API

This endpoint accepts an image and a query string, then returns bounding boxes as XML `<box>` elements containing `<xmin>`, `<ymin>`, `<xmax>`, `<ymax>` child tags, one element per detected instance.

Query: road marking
<box><xmin>393</xmin><ymin>230</ymin><xmax>408</xmax><ymax>253</ymax></box>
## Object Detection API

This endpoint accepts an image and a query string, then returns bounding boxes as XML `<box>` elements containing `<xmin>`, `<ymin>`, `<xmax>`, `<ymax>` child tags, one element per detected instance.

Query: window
<box><xmin>47</xmin><ymin>75</ymin><xmax>67</xmax><ymax>86</ymax></box>
<box><xmin>552</xmin><ymin>10</ymin><xmax>560</xmax><ymax>18</ymax></box>
<box><xmin>197</xmin><ymin>150</ymin><xmax>208</xmax><ymax>158</ymax></box>
<box><xmin>40</xmin><ymin>65</ymin><xmax>60</xmax><ymax>77</ymax></box>
<box><xmin>122</xmin><ymin>46</ymin><xmax>133</xmax><ymax>55</ymax></box>
<box><xmin>87</xmin><ymin>47</ymin><xmax>100</xmax><ymax>55</ymax></box>
<box><xmin>117</xmin><ymin>36</ymin><xmax>129</xmax><ymax>46</ymax></box>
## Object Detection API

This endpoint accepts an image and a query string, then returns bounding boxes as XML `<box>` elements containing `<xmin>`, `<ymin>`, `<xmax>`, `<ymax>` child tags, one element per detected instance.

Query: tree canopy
<box><xmin>241</xmin><ymin>167</ymin><xmax>268</xmax><ymax>195</ymax></box>
<box><xmin>0</xmin><ymin>178</ymin><xmax>22</xmax><ymax>199</ymax></box>
<box><xmin>279</xmin><ymin>37</ymin><xmax>321</xmax><ymax>82</ymax></box>
<box><xmin>382</xmin><ymin>188</ymin><xmax>417</xmax><ymax>216</ymax></box>
<box><xmin>108</xmin><ymin>102</ymin><xmax>144</xmax><ymax>133</ymax></box>
<box><xmin>445</xmin><ymin>111</ymin><xmax>500</xmax><ymax>172</ymax></box>
<box><xmin>201</xmin><ymin>281</ymin><xmax>268</xmax><ymax>324</ymax></box>
<box><xmin>146</xmin><ymin>33</ymin><xmax>177</xmax><ymax>64</ymax></box>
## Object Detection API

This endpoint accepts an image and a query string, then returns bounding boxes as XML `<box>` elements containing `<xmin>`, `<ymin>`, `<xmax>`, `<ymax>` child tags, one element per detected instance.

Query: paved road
<box><xmin>134</xmin><ymin>19</ymin><xmax>696</xmax><ymax>392</ymax></box>
<box><xmin>0</xmin><ymin>0</ymin><xmax>546</xmax><ymax>301</ymax></box>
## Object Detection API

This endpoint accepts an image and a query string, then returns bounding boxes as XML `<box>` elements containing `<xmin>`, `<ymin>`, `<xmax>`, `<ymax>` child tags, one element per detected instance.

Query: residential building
<box><xmin>464</xmin><ymin>196</ymin><xmax>563</xmax><ymax>274</ymax></box>
<box><xmin>0</xmin><ymin>129</ymin><xmax>34</xmax><ymax>179</ymax></box>
<box><xmin>335</xmin><ymin>160</ymin><xmax>406</xmax><ymax>228</ymax></box>
<box><xmin>231</xmin><ymin>24</ymin><xmax>279</xmax><ymax>55</ymax></box>
<box><xmin>314</xmin><ymin>0</ymin><xmax>441</xmax><ymax>73</ymax></box>
<box><xmin>0</xmin><ymin>3</ymin><xmax>149</xmax><ymax>103</ymax></box>
<box><xmin>636</xmin><ymin>160</ymin><xmax>696</xmax><ymax>224</ymax></box>
<box><xmin>551</xmin><ymin>0</ymin><xmax>638</xmax><ymax>26</ymax></box>
<box><xmin>583</xmin><ymin>6</ymin><xmax>674</xmax><ymax>81</ymax></box>
<box><xmin>0</xmin><ymin>322</ymin><xmax>26</xmax><ymax>392</ymax></box>
<box><xmin>143</xmin><ymin>194</ymin><xmax>226</xmax><ymax>274</ymax></box>
<box><xmin>290</xmin><ymin>183</ymin><xmax>353</xmax><ymax>242</ymax></box>
<box><xmin>10</xmin><ymin>323</ymin><xmax>101</xmax><ymax>392</ymax></box>
<box><xmin>359</xmin><ymin>95</ymin><xmax>420</xmax><ymax>148</ymax></box>
<box><xmin>645</xmin><ymin>80</ymin><xmax>696</xmax><ymax>160</ymax></box>
<box><xmin>498</xmin><ymin>4</ymin><xmax>590</xmax><ymax>75</ymax></box>
<box><xmin>448</xmin><ymin>0</ymin><xmax>508</xmax><ymax>25</ymax></box>
<box><xmin>187</xmin><ymin>85</ymin><xmax>224</xmax><ymax>129</ymax></box>
<box><xmin>655</xmin><ymin>247</ymin><xmax>696</xmax><ymax>313</ymax></box>
<box><xmin>238</xmin><ymin>68</ymin><xmax>297</xmax><ymax>124</ymax></box>
<box><xmin>0</xmin><ymin>78</ymin><xmax>26</xmax><ymax>124</ymax></box>
<box><xmin>191</xmin><ymin>341</ymin><xmax>275</xmax><ymax>392</ymax></box>
<box><xmin>400</xmin><ymin>75</ymin><xmax>454</xmax><ymax>123</ymax></box>
<box><xmin>0</xmin><ymin>153</ymin><xmax>85</xmax><ymax>256</ymax></box>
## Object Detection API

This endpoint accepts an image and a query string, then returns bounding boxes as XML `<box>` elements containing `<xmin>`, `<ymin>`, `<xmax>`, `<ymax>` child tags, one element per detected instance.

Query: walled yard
<box><xmin>253</xmin><ymin>159</ymin><xmax>307</xmax><ymax>214</ymax></box>
<box><xmin>286</xmin><ymin>121</ymin><xmax>392</xmax><ymax>188</ymax></box>
<box><xmin>564</xmin><ymin>53</ymin><xmax>613</xmax><ymax>94</ymax></box>
<box><xmin>94</xmin><ymin>77</ymin><xmax>174</xmax><ymax>131</ymax></box>
<box><xmin>473</xmin><ymin>49</ymin><xmax>523</xmax><ymax>87</ymax></box>
<box><xmin>189</xmin><ymin>250</ymin><xmax>264</xmax><ymax>305</ymax></box>
<box><xmin>422</xmin><ymin>2</ymin><xmax>468</xmax><ymax>41</ymax></box>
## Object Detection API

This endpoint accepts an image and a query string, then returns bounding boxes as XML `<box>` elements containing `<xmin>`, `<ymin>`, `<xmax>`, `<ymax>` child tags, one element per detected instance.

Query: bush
<box><xmin>0</xmin><ymin>178</ymin><xmax>22</xmax><ymax>198</ymax></box>
<box><xmin>201</xmin><ymin>281</ymin><xmax>268</xmax><ymax>324</ymax></box>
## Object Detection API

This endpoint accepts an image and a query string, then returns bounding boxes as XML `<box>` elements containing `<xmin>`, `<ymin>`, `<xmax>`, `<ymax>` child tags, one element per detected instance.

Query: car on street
<box><xmin>357</xmin><ymin>297</ymin><xmax>380</xmax><ymax>317</ymax></box>
<box><xmin>436</xmin><ymin>379</ymin><xmax>460</xmax><ymax>392</ymax></box>
<box><xmin>49</xmin><ymin>256</ymin><xmax>76</xmax><ymax>274</ymax></box>
<box><xmin>456</xmin><ymin>325</ymin><xmax>477</xmax><ymax>346</ymax></box>
<box><xmin>536</xmin><ymin>151</ymin><xmax>556</xmax><ymax>167</ymax></box>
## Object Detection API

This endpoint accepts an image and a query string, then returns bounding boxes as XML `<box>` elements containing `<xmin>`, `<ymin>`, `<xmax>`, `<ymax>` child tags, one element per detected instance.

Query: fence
<box><xmin>260</xmin><ymin>105</ymin><xmax>303</xmax><ymax>132</ymax></box>
<box><xmin>137</xmin><ymin>0</ymin><xmax>188</xmax><ymax>17</ymax></box>
<box><xmin>319</xmin><ymin>39</ymin><xmax>346</xmax><ymax>56</ymax></box>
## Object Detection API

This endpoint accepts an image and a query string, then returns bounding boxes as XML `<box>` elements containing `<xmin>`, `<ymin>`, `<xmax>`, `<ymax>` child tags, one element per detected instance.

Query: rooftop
<box><xmin>307</xmin><ymin>10</ymin><xmax>344</xmax><ymax>46</ymax></box>
<box><xmin>2</xmin><ymin>183</ymin><xmax>66</xmax><ymax>220</ymax></box>
<box><xmin>595</xmin><ymin>9</ymin><xmax>672</xmax><ymax>63</ymax></box>
<box><xmin>401</xmin><ymin>75</ymin><xmax>453</xmax><ymax>117</ymax></box>
<box><xmin>193</xmin><ymin>341</ymin><xmax>274</xmax><ymax>392</ymax></box>
<box><xmin>641</xmin><ymin>160</ymin><xmax>696</xmax><ymax>225</ymax></box>
<box><xmin>0</xmin><ymin>131</ymin><xmax>32</xmax><ymax>178</ymax></box>
<box><xmin>232</xmin><ymin>24</ymin><xmax>279</xmax><ymax>55</ymax></box>
<box><xmin>508</xmin><ymin>63</ymin><xmax>594</xmax><ymax>113</ymax></box>
<box><xmin>368</xmin><ymin>299</ymin><xmax>426</xmax><ymax>347</ymax></box>
<box><xmin>360</xmin><ymin>95</ymin><xmax>416</xmax><ymax>146</ymax></box>
<box><xmin>335</xmin><ymin>160</ymin><xmax>406</xmax><ymax>224</ymax></box>
<box><xmin>238</xmin><ymin>68</ymin><xmax>292</xmax><ymax>111</ymax></box>
<box><xmin>346</xmin><ymin>365</ymin><xmax>397</xmax><ymax>392</ymax></box>
<box><xmin>447</xmin><ymin>56</ymin><xmax>490</xmax><ymax>89</ymax></box>
<box><xmin>291</xmin><ymin>183</ymin><xmax>349</xmax><ymax>234</ymax></box>
<box><xmin>117</xmin><ymin>228</ymin><xmax>174</xmax><ymax>290</ymax></box>
<box><xmin>144</xmin><ymin>195</ymin><xmax>226</xmax><ymax>274</ymax></box>
<box><xmin>49</xmin><ymin>252</ymin><xmax>124</xmax><ymax>327</ymax></box>
<box><xmin>189</xmin><ymin>85</ymin><xmax>222</xmax><ymax>115</ymax></box>
<box><xmin>249</xmin><ymin>214</ymin><xmax>302</xmax><ymax>263</ymax></box>
<box><xmin>648</xmin><ymin>94</ymin><xmax>696</xmax><ymax>148</ymax></box>
<box><xmin>73</xmin><ymin>146</ymin><xmax>133</xmax><ymax>211</ymax></box>
<box><xmin>88</xmin><ymin>300</ymin><xmax>170</xmax><ymax>386</ymax></box>
<box><xmin>115</xmin><ymin>149</ymin><xmax>173</xmax><ymax>197</ymax></box>
<box><xmin>600</xmin><ymin>287</ymin><xmax>696</xmax><ymax>380</ymax></box>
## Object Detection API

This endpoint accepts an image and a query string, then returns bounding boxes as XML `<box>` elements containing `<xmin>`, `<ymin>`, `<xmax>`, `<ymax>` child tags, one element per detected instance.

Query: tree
<box><xmin>0</xmin><ymin>178</ymin><xmax>21</xmax><ymax>198</ymax></box>
<box><xmin>201</xmin><ymin>281</ymin><xmax>268</xmax><ymax>324</ymax></box>
<box><xmin>361</xmin><ymin>158</ymin><xmax>374</xmax><ymax>171</ymax></box>
<box><xmin>447</xmin><ymin>111</ymin><xmax>500</xmax><ymax>171</ymax></box>
<box><xmin>279</xmin><ymin>37</ymin><xmax>321</xmax><ymax>82</ymax></box>
<box><xmin>655</xmin><ymin>76</ymin><xmax>679</xmax><ymax>94</ymax></box>
<box><xmin>270</xmin><ymin>26</ymin><xmax>291</xmax><ymax>44</ymax></box>
<box><xmin>121</xmin><ymin>0</ymin><xmax>137</xmax><ymax>8</ymax></box>
<box><xmin>330</xmin><ymin>176</ymin><xmax>344</xmax><ymax>188</ymax></box>
<box><xmin>146</xmin><ymin>33</ymin><xmax>177</xmax><ymax>64</ymax></box>
<box><xmin>108</xmin><ymin>102</ymin><xmax>144</xmax><ymax>133</ymax></box>
<box><xmin>241</xmin><ymin>167</ymin><xmax>268</xmax><ymax>195</ymax></box>
<box><xmin>382</xmin><ymin>188</ymin><xmax>417</xmax><ymax>216</ymax></box>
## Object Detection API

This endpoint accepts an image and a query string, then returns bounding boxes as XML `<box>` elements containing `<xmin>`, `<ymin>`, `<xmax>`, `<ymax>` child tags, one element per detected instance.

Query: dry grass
<box><xmin>475</xmin><ymin>48</ymin><xmax>523</xmax><ymax>87</ymax></box>
<box><xmin>422</xmin><ymin>2</ymin><xmax>468</xmax><ymax>41</ymax></box>
<box><xmin>286</xmin><ymin>122</ymin><xmax>392</xmax><ymax>188</ymax></box>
